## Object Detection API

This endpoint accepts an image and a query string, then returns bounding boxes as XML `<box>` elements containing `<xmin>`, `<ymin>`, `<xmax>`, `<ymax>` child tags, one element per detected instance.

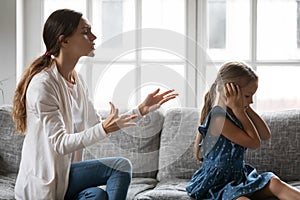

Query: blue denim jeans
<box><xmin>64</xmin><ymin>157</ymin><xmax>132</xmax><ymax>200</ymax></box>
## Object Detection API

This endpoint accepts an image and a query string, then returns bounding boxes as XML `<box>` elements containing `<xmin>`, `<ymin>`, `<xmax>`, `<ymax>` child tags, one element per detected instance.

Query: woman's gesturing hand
<box><xmin>102</xmin><ymin>102</ymin><xmax>138</xmax><ymax>134</ymax></box>
<box><xmin>138</xmin><ymin>88</ymin><xmax>179</xmax><ymax>116</ymax></box>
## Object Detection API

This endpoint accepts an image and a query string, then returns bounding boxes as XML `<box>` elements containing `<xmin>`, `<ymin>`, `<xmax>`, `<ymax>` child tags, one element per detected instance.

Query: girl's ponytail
<box><xmin>194</xmin><ymin>82</ymin><xmax>217</xmax><ymax>161</ymax></box>
<box><xmin>200</xmin><ymin>82</ymin><xmax>217</xmax><ymax>124</ymax></box>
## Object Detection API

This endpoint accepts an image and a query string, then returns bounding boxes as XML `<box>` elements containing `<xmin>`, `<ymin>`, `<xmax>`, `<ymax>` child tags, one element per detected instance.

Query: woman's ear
<box><xmin>59</xmin><ymin>35</ymin><xmax>69</xmax><ymax>47</ymax></box>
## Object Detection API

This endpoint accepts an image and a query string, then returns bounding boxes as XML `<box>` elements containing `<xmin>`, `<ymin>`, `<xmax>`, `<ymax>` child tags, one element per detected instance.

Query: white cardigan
<box><xmin>15</xmin><ymin>63</ymin><xmax>109</xmax><ymax>200</ymax></box>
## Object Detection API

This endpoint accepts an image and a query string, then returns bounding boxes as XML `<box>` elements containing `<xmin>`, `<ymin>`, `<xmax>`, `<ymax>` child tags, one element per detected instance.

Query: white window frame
<box><xmin>17</xmin><ymin>0</ymin><xmax>300</xmax><ymax>111</ymax></box>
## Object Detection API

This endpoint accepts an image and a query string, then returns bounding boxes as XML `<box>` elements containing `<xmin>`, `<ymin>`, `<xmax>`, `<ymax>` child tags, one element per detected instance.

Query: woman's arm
<box><xmin>246</xmin><ymin>106</ymin><xmax>271</xmax><ymax>140</ymax></box>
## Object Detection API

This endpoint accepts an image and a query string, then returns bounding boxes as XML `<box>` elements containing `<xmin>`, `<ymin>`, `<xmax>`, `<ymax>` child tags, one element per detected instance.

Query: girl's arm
<box><xmin>246</xmin><ymin>106</ymin><xmax>271</xmax><ymax>140</ymax></box>
<box><xmin>211</xmin><ymin>110</ymin><xmax>261</xmax><ymax>149</ymax></box>
<box><xmin>194</xmin><ymin>132</ymin><xmax>203</xmax><ymax>162</ymax></box>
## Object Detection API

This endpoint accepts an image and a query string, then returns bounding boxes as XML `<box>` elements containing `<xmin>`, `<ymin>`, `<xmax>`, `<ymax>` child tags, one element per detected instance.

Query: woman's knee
<box><xmin>115</xmin><ymin>157</ymin><xmax>132</xmax><ymax>174</ymax></box>
<box><xmin>77</xmin><ymin>187</ymin><xmax>108</xmax><ymax>200</ymax></box>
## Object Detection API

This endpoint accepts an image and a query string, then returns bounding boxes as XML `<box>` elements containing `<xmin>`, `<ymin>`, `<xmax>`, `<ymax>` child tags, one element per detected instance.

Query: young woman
<box><xmin>186</xmin><ymin>61</ymin><xmax>300</xmax><ymax>200</ymax></box>
<box><xmin>13</xmin><ymin>9</ymin><xmax>178</xmax><ymax>200</ymax></box>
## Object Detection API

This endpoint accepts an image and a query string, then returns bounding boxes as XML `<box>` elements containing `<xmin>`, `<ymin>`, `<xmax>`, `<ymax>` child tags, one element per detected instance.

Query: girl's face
<box><xmin>66</xmin><ymin>18</ymin><xmax>97</xmax><ymax>58</ymax></box>
<box><xmin>240</xmin><ymin>80</ymin><xmax>258</xmax><ymax>108</ymax></box>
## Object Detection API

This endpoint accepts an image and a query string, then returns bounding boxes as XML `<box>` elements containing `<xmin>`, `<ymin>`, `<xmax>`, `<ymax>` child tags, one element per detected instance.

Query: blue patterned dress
<box><xmin>186</xmin><ymin>106</ymin><xmax>275</xmax><ymax>200</ymax></box>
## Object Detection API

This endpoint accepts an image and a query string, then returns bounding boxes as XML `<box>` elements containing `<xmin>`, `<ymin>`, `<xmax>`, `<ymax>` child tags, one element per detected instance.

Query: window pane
<box><xmin>141</xmin><ymin>0</ymin><xmax>185</xmax><ymax>61</ymax></box>
<box><xmin>92</xmin><ymin>0</ymin><xmax>135</xmax><ymax>45</ymax></box>
<box><xmin>138</xmin><ymin>64</ymin><xmax>184</xmax><ymax>109</ymax></box>
<box><xmin>208</xmin><ymin>0</ymin><xmax>226</xmax><ymax>48</ymax></box>
<box><xmin>142</xmin><ymin>0</ymin><xmax>185</xmax><ymax>33</ymax></box>
<box><xmin>93</xmin><ymin>63</ymin><xmax>135</xmax><ymax>111</ymax></box>
<box><xmin>44</xmin><ymin>0</ymin><xmax>86</xmax><ymax>22</ymax></box>
<box><xmin>207</xmin><ymin>0</ymin><xmax>250</xmax><ymax>60</ymax></box>
<box><xmin>92</xmin><ymin>0</ymin><xmax>136</xmax><ymax>61</ymax></box>
<box><xmin>257</xmin><ymin>0</ymin><xmax>300</xmax><ymax>60</ymax></box>
<box><xmin>256</xmin><ymin>66</ymin><xmax>300</xmax><ymax>113</ymax></box>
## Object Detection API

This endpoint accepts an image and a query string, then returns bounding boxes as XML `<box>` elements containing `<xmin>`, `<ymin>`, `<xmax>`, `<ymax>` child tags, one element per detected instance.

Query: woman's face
<box><xmin>66</xmin><ymin>18</ymin><xmax>97</xmax><ymax>58</ymax></box>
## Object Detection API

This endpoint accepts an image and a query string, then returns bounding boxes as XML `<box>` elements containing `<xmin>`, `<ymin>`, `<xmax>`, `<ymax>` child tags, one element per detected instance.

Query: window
<box><xmin>52</xmin><ymin>0</ymin><xmax>186</xmax><ymax>111</ymax></box>
<box><xmin>19</xmin><ymin>0</ymin><xmax>300</xmax><ymax>113</ymax></box>
<box><xmin>207</xmin><ymin>0</ymin><xmax>250</xmax><ymax>60</ymax></box>
<box><xmin>208</xmin><ymin>0</ymin><xmax>226</xmax><ymax>49</ymax></box>
<box><xmin>206</xmin><ymin>0</ymin><xmax>300</xmax><ymax>113</ymax></box>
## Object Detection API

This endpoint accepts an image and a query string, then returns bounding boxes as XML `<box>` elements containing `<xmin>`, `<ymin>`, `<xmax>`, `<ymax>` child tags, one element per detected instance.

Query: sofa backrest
<box><xmin>0</xmin><ymin>105</ymin><xmax>25</xmax><ymax>174</ymax></box>
<box><xmin>157</xmin><ymin>107</ymin><xmax>300</xmax><ymax>182</ymax></box>
<box><xmin>0</xmin><ymin>104</ymin><xmax>164</xmax><ymax>178</ymax></box>
<box><xmin>157</xmin><ymin>107</ymin><xmax>200</xmax><ymax>181</ymax></box>
<box><xmin>245</xmin><ymin>110</ymin><xmax>300</xmax><ymax>182</ymax></box>
<box><xmin>83</xmin><ymin>109</ymin><xmax>164</xmax><ymax>179</ymax></box>
<box><xmin>1</xmin><ymin>104</ymin><xmax>299</xmax><ymax>183</ymax></box>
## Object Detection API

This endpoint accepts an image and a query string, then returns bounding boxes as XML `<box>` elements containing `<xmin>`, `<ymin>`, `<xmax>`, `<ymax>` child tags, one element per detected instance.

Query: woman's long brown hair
<box><xmin>12</xmin><ymin>9</ymin><xmax>82</xmax><ymax>134</ymax></box>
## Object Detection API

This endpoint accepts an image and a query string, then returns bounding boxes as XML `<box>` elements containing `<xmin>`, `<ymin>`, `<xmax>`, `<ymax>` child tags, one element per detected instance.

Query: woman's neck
<box><xmin>54</xmin><ymin>55</ymin><xmax>78</xmax><ymax>83</ymax></box>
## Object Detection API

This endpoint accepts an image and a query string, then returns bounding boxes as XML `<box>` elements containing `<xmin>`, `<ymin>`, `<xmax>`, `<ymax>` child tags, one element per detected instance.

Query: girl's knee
<box><xmin>236</xmin><ymin>197</ymin><xmax>250</xmax><ymax>200</ymax></box>
<box><xmin>268</xmin><ymin>176</ymin><xmax>286</xmax><ymax>194</ymax></box>
<box><xmin>270</xmin><ymin>176</ymin><xmax>284</xmax><ymax>187</ymax></box>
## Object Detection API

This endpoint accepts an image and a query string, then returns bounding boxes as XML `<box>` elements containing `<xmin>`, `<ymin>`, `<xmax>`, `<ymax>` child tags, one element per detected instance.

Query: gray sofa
<box><xmin>1</xmin><ymin>104</ymin><xmax>300</xmax><ymax>200</ymax></box>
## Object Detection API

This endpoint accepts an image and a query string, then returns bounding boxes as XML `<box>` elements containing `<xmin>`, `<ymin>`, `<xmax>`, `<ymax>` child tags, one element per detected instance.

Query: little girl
<box><xmin>186</xmin><ymin>61</ymin><xmax>300</xmax><ymax>200</ymax></box>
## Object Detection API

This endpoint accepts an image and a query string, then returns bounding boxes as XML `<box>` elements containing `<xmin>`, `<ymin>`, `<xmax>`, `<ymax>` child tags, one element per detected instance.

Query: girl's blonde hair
<box><xmin>12</xmin><ymin>9</ymin><xmax>82</xmax><ymax>134</ymax></box>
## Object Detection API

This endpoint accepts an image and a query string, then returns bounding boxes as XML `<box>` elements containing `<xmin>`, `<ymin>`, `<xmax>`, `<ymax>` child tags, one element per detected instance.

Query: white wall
<box><xmin>0</xmin><ymin>0</ymin><xmax>16</xmax><ymax>105</ymax></box>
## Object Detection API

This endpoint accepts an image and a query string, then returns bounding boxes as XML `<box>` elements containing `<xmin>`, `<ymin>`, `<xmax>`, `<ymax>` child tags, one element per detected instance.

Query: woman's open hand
<box><xmin>102</xmin><ymin>102</ymin><xmax>138</xmax><ymax>134</ymax></box>
<box><xmin>138</xmin><ymin>88</ymin><xmax>179</xmax><ymax>116</ymax></box>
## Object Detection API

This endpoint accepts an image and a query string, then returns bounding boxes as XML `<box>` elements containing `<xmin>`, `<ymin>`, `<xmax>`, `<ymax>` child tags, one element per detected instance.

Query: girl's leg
<box><xmin>236</xmin><ymin>197</ymin><xmax>251</xmax><ymax>200</ymax></box>
<box><xmin>64</xmin><ymin>157</ymin><xmax>132</xmax><ymax>200</ymax></box>
<box><xmin>251</xmin><ymin>177</ymin><xmax>300</xmax><ymax>200</ymax></box>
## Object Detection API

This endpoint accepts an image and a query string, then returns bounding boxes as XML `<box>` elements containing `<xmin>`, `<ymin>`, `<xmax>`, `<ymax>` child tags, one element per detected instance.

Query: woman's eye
<box><xmin>83</xmin><ymin>28</ymin><xmax>89</xmax><ymax>34</ymax></box>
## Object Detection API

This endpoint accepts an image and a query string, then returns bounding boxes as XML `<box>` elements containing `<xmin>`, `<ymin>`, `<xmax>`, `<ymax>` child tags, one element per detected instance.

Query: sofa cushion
<box><xmin>157</xmin><ymin>108</ymin><xmax>200</xmax><ymax>181</ymax></box>
<box><xmin>245</xmin><ymin>110</ymin><xmax>300</xmax><ymax>182</ymax></box>
<box><xmin>0</xmin><ymin>105</ymin><xmax>24</xmax><ymax>174</ymax></box>
<box><xmin>134</xmin><ymin>179</ymin><xmax>192</xmax><ymax>200</ymax></box>
<box><xmin>84</xmin><ymin>110</ymin><xmax>164</xmax><ymax>178</ymax></box>
<box><xmin>127</xmin><ymin>178</ymin><xmax>158</xmax><ymax>200</ymax></box>
<box><xmin>0</xmin><ymin>173</ymin><xmax>16</xmax><ymax>200</ymax></box>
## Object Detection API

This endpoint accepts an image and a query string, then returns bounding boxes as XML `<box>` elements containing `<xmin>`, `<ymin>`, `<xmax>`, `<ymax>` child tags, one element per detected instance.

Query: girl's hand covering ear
<box><xmin>224</xmin><ymin>83</ymin><xmax>244</xmax><ymax>113</ymax></box>
<box><xmin>102</xmin><ymin>102</ymin><xmax>138</xmax><ymax>134</ymax></box>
